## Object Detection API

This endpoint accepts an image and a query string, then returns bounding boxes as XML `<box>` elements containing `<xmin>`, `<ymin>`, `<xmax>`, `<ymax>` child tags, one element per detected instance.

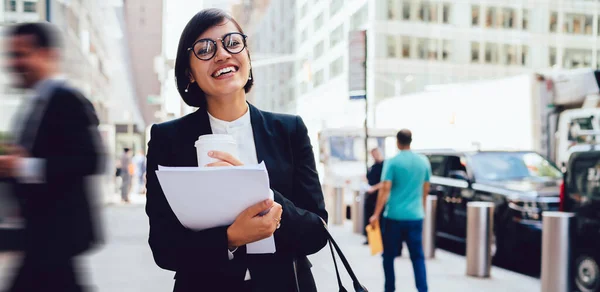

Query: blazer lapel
<box><xmin>180</xmin><ymin>108</ymin><xmax>212</xmax><ymax>166</ymax></box>
<box><xmin>249</xmin><ymin>103</ymin><xmax>277</xmax><ymax>170</ymax></box>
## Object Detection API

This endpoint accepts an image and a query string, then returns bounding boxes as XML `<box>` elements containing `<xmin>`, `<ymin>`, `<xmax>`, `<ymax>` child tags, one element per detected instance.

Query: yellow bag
<box><xmin>366</xmin><ymin>221</ymin><xmax>383</xmax><ymax>256</ymax></box>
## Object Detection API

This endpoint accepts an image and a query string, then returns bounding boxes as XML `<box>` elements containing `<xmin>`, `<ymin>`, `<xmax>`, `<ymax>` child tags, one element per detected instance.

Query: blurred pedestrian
<box><xmin>132</xmin><ymin>149</ymin><xmax>146</xmax><ymax>194</ymax></box>
<box><xmin>0</xmin><ymin>22</ymin><xmax>104</xmax><ymax>292</ymax></box>
<box><xmin>363</xmin><ymin>148</ymin><xmax>384</xmax><ymax>245</ymax></box>
<box><xmin>120</xmin><ymin>148</ymin><xmax>132</xmax><ymax>202</ymax></box>
<box><xmin>370</xmin><ymin>129</ymin><xmax>431</xmax><ymax>292</ymax></box>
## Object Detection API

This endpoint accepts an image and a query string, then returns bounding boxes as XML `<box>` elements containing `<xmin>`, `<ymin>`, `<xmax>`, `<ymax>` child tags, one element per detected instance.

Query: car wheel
<box><xmin>575</xmin><ymin>253</ymin><xmax>600</xmax><ymax>292</ymax></box>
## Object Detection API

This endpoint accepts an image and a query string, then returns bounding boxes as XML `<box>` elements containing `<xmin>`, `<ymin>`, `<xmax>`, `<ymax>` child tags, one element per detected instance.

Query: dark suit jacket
<box><xmin>145</xmin><ymin>104</ymin><xmax>329</xmax><ymax>292</ymax></box>
<box><xmin>12</xmin><ymin>84</ymin><xmax>104</xmax><ymax>257</ymax></box>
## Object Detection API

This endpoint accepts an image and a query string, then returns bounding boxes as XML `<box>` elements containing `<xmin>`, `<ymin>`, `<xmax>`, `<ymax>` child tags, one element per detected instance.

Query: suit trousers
<box><xmin>6</xmin><ymin>252</ymin><xmax>84</xmax><ymax>292</ymax></box>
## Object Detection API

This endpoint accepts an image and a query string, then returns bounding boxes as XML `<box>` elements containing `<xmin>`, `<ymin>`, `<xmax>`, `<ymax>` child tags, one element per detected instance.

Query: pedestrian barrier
<box><xmin>332</xmin><ymin>187</ymin><xmax>344</xmax><ymax>225</ymax></box>
<box><xmin>466</xmin><ymin>202</ymin><xmax>494</xmax><ymax>278</ymax></box>
<box><xmin>423</xmin><ymin>195</ymin><xmax>437</xmax><ymax>259</ymax></box>
<box><xmin>352</xmin><ymin>191</ymin><xmax>365</xmax><ymax>234</ymax></box>
<box><xmin>540</xmin><ymin>212</ymin><xmax>575</xmax><ymax>292</ymax></box>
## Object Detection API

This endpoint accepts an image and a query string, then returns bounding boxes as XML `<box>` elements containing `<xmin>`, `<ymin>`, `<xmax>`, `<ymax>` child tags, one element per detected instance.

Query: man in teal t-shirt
<box><xmin>370</xmin><ymin>129</ymin><xmax>431</xmax><ymax>292</ymax></box>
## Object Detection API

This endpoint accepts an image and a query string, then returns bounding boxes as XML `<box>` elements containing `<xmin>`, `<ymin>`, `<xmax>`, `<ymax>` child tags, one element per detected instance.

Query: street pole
<box><xmin>364</xmin><ymin>32</ymin><xmax>369</xmax><ymax>174</ymax></box>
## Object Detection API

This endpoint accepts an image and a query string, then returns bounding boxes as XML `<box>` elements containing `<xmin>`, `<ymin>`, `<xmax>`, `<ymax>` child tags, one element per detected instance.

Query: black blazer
<box><xmin>11</xmin><ymin>84</ymin><xmax>104</xmax><ymax>257</ymax></box>
<box><xmin>145</xmin><ymin>104</ymin><xmax>329</xmax><ymax>292</ymax></box>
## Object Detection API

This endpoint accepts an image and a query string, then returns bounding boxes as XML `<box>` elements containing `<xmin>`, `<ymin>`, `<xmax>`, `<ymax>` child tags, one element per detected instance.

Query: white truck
<box><xmin>374</xmin><ymin>68</ymin><xmax>600</xmax><ymax>168</ymax></box>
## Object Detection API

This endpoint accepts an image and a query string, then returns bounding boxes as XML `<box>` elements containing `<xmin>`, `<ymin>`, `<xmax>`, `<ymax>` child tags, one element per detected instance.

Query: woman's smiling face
<box><xmin>187</xmin><ymin>20</ymin><xmax>251</xmax><ymax>99</ymax></box>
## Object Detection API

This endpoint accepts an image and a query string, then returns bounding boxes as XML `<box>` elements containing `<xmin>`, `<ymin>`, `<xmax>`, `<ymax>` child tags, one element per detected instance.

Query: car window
<box><xmin>469</xmin><ymin>152</ymin><xmax>562</xmax><ymax>181</ymax></box>
<box><xmin>427</xmin><ymin>155</ymin><xmax>446</xmax><ymax>177</ymax></box>
<box><xmin>567</xmin><ymin>152</ymin><xmax>600</xmax><ymax>202</ymax></box>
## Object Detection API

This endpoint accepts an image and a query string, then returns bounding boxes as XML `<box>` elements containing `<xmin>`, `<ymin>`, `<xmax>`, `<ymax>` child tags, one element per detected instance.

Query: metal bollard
<box><xmin>466</xmin><ymin>202</ymin><xmax>494</xmax><ymax>278</ymax></box>
<box><xmin>332</xmin><ymin>187</ymin><xmax>344</xmax><ymax>225</ymax></box>
<box><xmin>352</xmin><ymin>191</ymin><xmax>366</xmax><ymax>234</ymax></box>
<box><xmin>541</xmin><ymin>212</ymin><xmax>575</xmax><ymax>292</ymax></box>
<box><xmin>422</xmin><ymin>195</ymin><xmax>438</xmax><ymax>259</ymax></box>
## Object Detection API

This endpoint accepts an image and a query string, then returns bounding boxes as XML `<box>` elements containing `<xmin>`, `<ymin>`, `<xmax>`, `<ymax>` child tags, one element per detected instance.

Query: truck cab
<box><xmin>563</xmin><ymin>148</ymin><xmax>600</xmax><ymax>292</ymax></box>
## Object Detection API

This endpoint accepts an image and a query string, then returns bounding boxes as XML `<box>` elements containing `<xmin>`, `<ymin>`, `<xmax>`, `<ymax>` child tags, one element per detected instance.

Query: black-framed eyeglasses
<box><xmin>187</xmin><ymin>32</ymin><xmax>248</xmax><ymax>61</ymax></box>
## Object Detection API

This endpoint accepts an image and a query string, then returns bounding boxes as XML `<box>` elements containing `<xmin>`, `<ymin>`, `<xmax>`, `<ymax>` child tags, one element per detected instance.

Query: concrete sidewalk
<box><xmin>309</xmin><ymin>221</ymin><xmax>540</xmax><ymax>292</ymax></box>
<box><xmin>0</xmin><ymin>207</ymin><xmax>540</xmax><ymax>291</ymax></box>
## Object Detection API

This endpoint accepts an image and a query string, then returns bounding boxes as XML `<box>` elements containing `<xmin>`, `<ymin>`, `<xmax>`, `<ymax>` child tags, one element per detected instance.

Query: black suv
<box><xmin>563</xmin><ymin>150</ymin><xmax>600</xmax><ymax>292</ymax></box>
<box><xmin>419</xmin><ymin>150</ymin><xmax>562</xmax><ymax>265</ymax></box>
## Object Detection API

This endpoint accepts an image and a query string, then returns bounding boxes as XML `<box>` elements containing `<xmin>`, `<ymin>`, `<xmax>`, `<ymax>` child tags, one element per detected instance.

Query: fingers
<box><xmin>243</xmin><ymin>199</ymin><xmax>274</xmax><ymax>217</ymax></box>
<box><xmin>205</xmin><ymin>161</ymin><xmax>233</xmax><ymax>167</ymax></box>
<box><xmin>208</xmin><ymin>151</ymin><xmax>243</xmax><ymax>166</ymax></box>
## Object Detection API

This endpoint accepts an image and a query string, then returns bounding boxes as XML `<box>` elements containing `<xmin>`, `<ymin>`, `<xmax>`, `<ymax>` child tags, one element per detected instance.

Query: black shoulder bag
<box><xmin>293</xmin><ymin>219</ymin><xmax>368</xmax><ymax>292</ymax></box>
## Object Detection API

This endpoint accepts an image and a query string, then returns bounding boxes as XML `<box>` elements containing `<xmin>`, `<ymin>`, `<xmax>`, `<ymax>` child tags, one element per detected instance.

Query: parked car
<box><xmin>418</xmin><ymin>150</ymin><xmax>562</xmax><ymax>265</ymax></box>
<box><xmin>563</xmin><ymin>148</ymin><xmax>600</xmax><ymax>292</ymax></box>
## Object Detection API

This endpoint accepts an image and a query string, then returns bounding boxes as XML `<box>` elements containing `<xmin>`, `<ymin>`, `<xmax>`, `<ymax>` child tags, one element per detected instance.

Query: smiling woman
<box><xmin>145</xmin><ymin>8</ymin><xmax>328</xmax><ymax>292</ymax></box>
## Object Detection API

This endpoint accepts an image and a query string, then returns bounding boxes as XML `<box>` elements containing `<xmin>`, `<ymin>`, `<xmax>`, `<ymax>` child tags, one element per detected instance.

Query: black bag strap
<box><xmin>328</xmin><ymin>239</ymin><xmax>347</xmax><ymax>292</ymax></box>
<box><xmin>321</xmin><ymin>219</ymin><xmax>368</xmax><ymax>292</ymax></box>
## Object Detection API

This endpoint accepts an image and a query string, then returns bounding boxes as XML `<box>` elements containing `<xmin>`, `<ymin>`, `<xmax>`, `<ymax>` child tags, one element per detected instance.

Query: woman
<box><xmin>145</xmin><ymin>8</ymin><xmax>328</xmax><ymax>292</ymax></box>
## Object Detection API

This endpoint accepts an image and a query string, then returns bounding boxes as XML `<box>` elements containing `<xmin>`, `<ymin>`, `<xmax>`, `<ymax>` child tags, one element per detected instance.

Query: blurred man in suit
<box><xmin>0</xmin><ymin>22</ymin><xmax>104</xmax><ymax>292</ymax></box>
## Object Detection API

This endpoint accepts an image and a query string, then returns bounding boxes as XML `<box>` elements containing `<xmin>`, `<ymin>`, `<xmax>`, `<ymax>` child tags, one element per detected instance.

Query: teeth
<box><xmin>214</xmin><ymin>66</ymin><xmax>236</xmax><ymax>77</ymax></box>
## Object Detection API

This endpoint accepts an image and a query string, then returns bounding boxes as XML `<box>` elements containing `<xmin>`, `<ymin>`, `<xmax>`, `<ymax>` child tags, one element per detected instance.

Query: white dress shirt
<box><xmin>207</xmin><ymin>105</ymin><xmax>256</xmax><ymax>281</ymax></box>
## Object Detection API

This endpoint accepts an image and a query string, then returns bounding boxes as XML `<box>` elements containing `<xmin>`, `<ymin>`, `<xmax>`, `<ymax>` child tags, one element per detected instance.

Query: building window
<box><xmin>314</xmin><ymin>13</ymin><xmax>324</xmax><ymax>29</ymax></box>
<box><xmin>330</xmin><ymin>57</ymin><xmax>343</xmax><ymax>78</ymax></box>
<box><xmin>301</xmin><ymin>3</ymin><xmax>308</xmax><ymax>19</ymax></box>
<box><xmin>330</xmin><ymin>24</ymin><xmax>343</xmax><ymax>48</ymax></box>
<box><xmin>314</xmin><ymin>41</ymin><xmax>324</xmax><ymax>59</ymax></box>
<box><xmin>417</xmin><ymin>38</ymin><xmax>437</xmax><ymax>60</ymax></box>
<box><xmin>549</xmin><ymin>47</ymin><xmax>557</xmax><ymax>67</ymax></box>
<box><xmin>351</xmin><ymin>4</ymin><xmax>368</xmax><ymax>30</ymax></box>
<box><xmin>6</xmin><ymin>0</ymin><xmax>16</xmax><ymax>12</ymax></box>
<box><xmin>485</xmin><ymin>43</ymin><xmax>499</xmax><ymax>64</ymax></box>
<box><xmin>388</xmin><ymin>0</ymin><xmax>396</xmax><ymax>20</ymax></box>
<box><xmin>419</xmin><ymin>2</ymin><xmax>437</xmax><ymax>22</ymax></box>
<box><xmin>441</xmin><ymin>40</ymin><xmax>450</xmax><ymax>60</ymax></box>
<box><xmin>442</xmin><ymin>4</ymin><xmax>451</xmax><ymax>24</ymax></box>
<box><xmin>300</xmin><ymin>29</ymin><xmax>307</xmax><ymax>43</ymax></box>
<box><xmin>564</xmin><ymin>49</ymin><xmax>593</xmax><ymax>68</ymax></box>
<box><xmin>23</xmin><ymin>1</ymin><xmax>37</xmax><ymax>12</ymax></box>
<box><xmin>300</xmin><ymin>81</ymin><xmax>307</xmax><ymax>95</ymax></box>
<box><xmin>402</xmin><ymin>1</ymin><xmax>411</xmax><ymax>20</ymax></box>
<box><xmin>314</xmin><ymin>70</ymin><xmax>324</xmax><ymax>87</ymax></box>
<box><xmin>521</xmin><ymin>45</ymin><xmax>529</xmax><ymax>66</ymax></box>
<box><xmin>387</xmin><ymin>35</ymin><xmax>397</xmax><ymax>58</ymax></box>
<box><xmin>486</xmin><ymin>7</ymin><xmax>497</xmax><ymax>28</ymax></box>
<box><xmin>503</xmin><ymin>44</ymin><xmax>517</xmax><ymax>65</ymax></box>
<box><xmin>564</xmin><ymin>13</ymin><xmax>593</xmax><ymax>35</ymax></box>
<box><xmin>550</xmin><ymin>12</ymin><xmax>558</xmax><ymax>32</ymax></box>
<box><xmin>471</xmin><ymin>42</ymin><xmax>480</xmax><ymax>62</ymax></box>
<box><xmin>402</xmin><ymin>37</ymin><xmax>411</xmax><ymax>58</ymax></box>
<box><xmin>522</xmin><ymin>9</ymin><xmax>530</xmax><ymax>30</ymax></box>
<box><xmin>471</xmin><ymin>5</ymin><xmax>480</xmax><ymax>26</ymax></box>
<box><xmin>500</xmin><ymin>8</ymin><xmax>515</xmax><ymax>29</ymax></box>
<box><xmin>330</xmin><ymin>0</ymin><xmax>343</xmax><ymax>17</ymax></box>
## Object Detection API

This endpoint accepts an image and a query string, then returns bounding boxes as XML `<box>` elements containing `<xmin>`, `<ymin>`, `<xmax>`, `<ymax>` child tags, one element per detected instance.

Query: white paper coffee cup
<box><xmin>195</xmin><ymin>134</ymin><xmax>239</xmax><ymax>167</ymax></box>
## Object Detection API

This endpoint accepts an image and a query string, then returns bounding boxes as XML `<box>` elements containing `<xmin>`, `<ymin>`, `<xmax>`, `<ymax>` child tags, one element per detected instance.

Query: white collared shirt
<box><xmin>207</xmin><ymin>105</ymin><xmax>256</xmax><ymax>281</ymax></box>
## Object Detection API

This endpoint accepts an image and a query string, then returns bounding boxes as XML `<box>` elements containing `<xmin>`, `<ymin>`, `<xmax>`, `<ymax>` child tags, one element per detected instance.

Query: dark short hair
<box><xmin>124</xmin><ymin>148</ymin><xmax>130</xmax><ymax>153</ymax></box>
<box><xmin>174</xmin><ymin>8</ymin><xmax>254</xmax><ymax>108</ymax></box>
<box><xmin>396</xmin><ymin>129</ymin><xmax>412</xmax><ymax>145</ymax></box>
<box><xmin>7</xmin><ymin>22</ymin><xmax>62</xmax><ymax>49</ymax></box>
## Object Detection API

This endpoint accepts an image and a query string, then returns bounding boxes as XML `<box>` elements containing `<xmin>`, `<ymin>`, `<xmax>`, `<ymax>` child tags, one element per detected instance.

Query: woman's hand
<box><xmin>205</xmin><ymin>151</ymin><xmax>243</xmax><ymax>167</ymax></box>
<box><xmin>227</xmin><ymin>199</ymin><xmax>283</xmax><ymax>249</ymax></box>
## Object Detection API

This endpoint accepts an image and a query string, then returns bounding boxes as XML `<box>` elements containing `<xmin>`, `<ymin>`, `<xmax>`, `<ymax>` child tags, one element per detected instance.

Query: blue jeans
<box><xmin>382</xmin><ymin>218</ymin><xmax>428</xmax><ymax>292</ymax></box>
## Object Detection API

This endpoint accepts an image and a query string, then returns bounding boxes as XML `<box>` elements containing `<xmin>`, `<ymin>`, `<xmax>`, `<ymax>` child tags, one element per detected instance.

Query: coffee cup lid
<box><xmin>195</xmin><ymin>134</ymin><xmax>236</xmax><ymax>145</ymax></box>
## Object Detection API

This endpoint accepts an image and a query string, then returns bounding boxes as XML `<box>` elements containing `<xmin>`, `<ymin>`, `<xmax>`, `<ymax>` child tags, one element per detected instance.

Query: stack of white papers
<box><xmin>156</xmin><ymin>162</ymin><xmax>275</xmax><ymax>254</ymax></box>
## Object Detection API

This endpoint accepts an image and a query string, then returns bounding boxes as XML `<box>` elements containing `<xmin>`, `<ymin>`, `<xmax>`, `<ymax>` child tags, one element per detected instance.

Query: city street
<box><xmin>0</xmin><ymin>195</ymin><xmax>540</xmax><ymax>291</ymax></box>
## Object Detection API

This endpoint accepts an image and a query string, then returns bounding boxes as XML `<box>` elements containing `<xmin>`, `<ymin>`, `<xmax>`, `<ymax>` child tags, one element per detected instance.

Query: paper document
<box><xmin>156</xmin><ymin>162</ymin><xmax>275</xmax><ymax>254</ymax></box>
